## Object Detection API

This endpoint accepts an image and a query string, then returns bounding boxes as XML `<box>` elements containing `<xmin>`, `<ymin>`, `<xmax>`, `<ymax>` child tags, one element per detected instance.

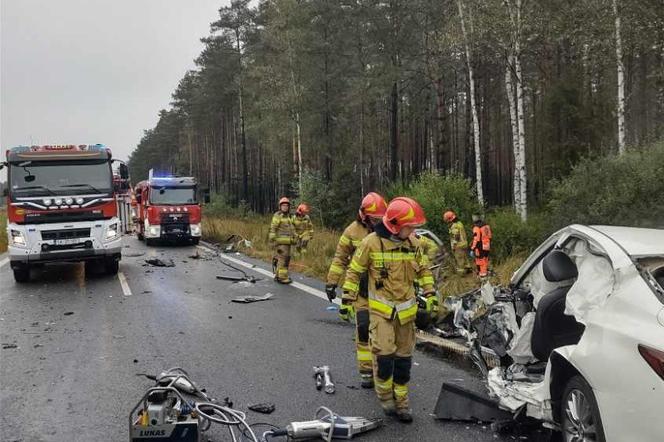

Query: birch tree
<box><xmin>505</xmin><ymin>0</ymin><xmax>527</xmax><ymax>220</ymax></box>
<box><xmin>457</xmin><ymin>0</ymin><xmax>484</xmax><ymax>206</ymax></box>
<box><xmin>612</xmin><ymin>0</ymin><xmax>626</xmax><ymax>154</ymax></box>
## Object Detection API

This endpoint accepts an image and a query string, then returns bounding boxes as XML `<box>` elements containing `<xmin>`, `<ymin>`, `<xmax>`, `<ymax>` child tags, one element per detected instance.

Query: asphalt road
<box><xmin>0</xmin><ymin>237</ymin><xmax>511</xmax><ymax>442</ymax></box>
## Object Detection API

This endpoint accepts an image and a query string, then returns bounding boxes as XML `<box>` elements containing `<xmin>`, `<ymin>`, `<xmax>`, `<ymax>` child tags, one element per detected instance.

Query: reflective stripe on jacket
<box><xmin>269</xmin><ymin>212</ymin><xmax>296</xmax><ymax>245</ymax></box>
<box><xmin>326</xmin><ymin>220</ymin><xmax>371</xmax><ymax>286</ymax></box>
<box><xmin>293</xmin><ymin>214</ymin><xmax>314</xmax><ymax>241</ymax></box>
<box><xmin>342</xmin><ymin>233</ymin><xmax>434</xmax><ymax>323</ymax></box>
<box><xmin>449</xmin><ymin>221</ymin><xmax>468</xmax><ymax>250</ymax></box>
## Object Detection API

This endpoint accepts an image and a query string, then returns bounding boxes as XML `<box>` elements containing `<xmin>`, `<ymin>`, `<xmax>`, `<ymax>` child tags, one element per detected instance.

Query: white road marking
<box><xmin>197</xmin><ymin>244</ymin><xmax>341</xmax><ymax>305</ymax></box>
<box><xmin>0</xmin><ymin>258</ymin><xmax>8</xmax><ymax>268</ymax></box>
<box><xmin>117</xmin><ymin>271</ymin><xmax>132</xmax><ymax>297</ymax></box>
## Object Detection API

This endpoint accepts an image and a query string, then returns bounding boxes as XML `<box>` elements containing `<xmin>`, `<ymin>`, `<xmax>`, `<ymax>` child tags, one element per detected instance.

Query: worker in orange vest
<box><xmin>470</xmin><ymin>214</ymin><xmax>492</xmax><ymax>278</ymax></box>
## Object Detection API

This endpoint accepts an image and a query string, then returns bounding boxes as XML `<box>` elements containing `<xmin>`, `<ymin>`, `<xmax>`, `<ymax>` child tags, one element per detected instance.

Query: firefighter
<box><xmin>325</xmin><ymin>192</ymin><xmax>388</xmax><ymax>389</ymax></box>
<box><xmin>293</xmin><ymin>203</ymin><xmax>314</xmax><ymax>254</ymax></box>
<box><xmin>470</xmin><ymin>213</ymin><xmax>492</xmax><ymax>278</ymax></box>
<box><xmin>342</xmin><ymin>197</ymin><xmax>438</xmax><ymax>423</ymax></box>
<box><xmin>443</xmin><ymin>210</ymin><xmax>471</xmax><ymax>274</ymax></box>
<box><xmin>269</xmin><ymin>197</ymin><xmax>297</xmax><ymax>284</ymax></box>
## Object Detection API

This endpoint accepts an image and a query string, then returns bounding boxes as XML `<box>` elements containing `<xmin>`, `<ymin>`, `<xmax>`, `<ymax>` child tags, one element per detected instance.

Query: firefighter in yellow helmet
<box><xmin>326</xmin><ymin>192</ymin><xmax>388</xmax><ymax>388</ymax></box>
<box><xmin>342</xmin><ymin>197</ymin><xmax>438</xmax><ymax>423</ymax></box>
<box><xmin>269</xmin><ymin>197</ymin><xmax>297</xmax><ymax>284</ymax></box>
<box><xmin>443</xmin><ymin>210</ymin><xmax>471</xmax><ymax>274</ymax></box>
<box><xmin>293</xmin><ymin>203</ymin><xmax>314</xmax><ymax>254</ymax></box>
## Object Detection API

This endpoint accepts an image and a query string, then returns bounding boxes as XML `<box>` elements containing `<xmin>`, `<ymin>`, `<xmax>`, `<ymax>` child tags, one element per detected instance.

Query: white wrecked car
<box><xmin>463</xmin><ymin>225</ymin><xmax>664</xmax><ymax>442</ymax></box>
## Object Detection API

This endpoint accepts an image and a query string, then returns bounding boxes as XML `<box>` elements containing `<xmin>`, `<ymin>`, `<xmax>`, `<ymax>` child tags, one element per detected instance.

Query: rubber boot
<box><xmin>395</xmin><ymin>409</ymin><xmax>413</xmax><ymax>423</ymax></box>
<box><xmin>380</xmin><ymin>400</ymin><xmax>396</xmax><ymax>417</ymax></box>
<box><xmin>360</xmin><ymin>373</ymin><xmax>374</xmax><ymax>389</ymax></box>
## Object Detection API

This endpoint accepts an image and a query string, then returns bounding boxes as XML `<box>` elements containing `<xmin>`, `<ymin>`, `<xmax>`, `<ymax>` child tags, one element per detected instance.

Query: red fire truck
<box><xmin>133</xmin><ymin>171</ymin><xmax>207</xmax><ymax>246</ymax></box>
<box><xmin>1</xmin><ymin>144</ymin><xmax>128</xmax><ymax>282</ymax></box>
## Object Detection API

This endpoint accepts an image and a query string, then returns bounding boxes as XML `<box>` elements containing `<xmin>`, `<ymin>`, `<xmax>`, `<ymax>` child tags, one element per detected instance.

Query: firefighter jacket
<box><xmin>269</xmin><ymin>212</ymin><xmax>296</xmax><ymax>245</ymax></box>
<box><xmin>326</xmin><ymin>220</ymin><xmax>371</xmax><ymax>286</ymax></box>
<box><xmin>342</xmin><ymin>226</ymin><xmax>435</xmax><ymax>325</ymax></box>
<box><xmin>293</xmin><ymin>214</ymin><xmax>314</xmax><ymax>241</ymax></box>
<box><xmin>471</xmin><ymin>222</ymin><xmax>492</xmax><ymax>257</ymax></box>
<box><xmin>449</xmin><ymin>221</ymin><xmax>468</xmax><ymax>250</ymax></box>
<box><xmin>418</xmin><ymin>235</ymin><xmax>439</xmax><ymax>263</ymax></box>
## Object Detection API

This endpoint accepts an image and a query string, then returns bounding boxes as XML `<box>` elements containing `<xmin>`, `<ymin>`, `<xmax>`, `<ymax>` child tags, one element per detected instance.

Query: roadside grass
<box><xmin>203</xmin><ymin>215</ymin><xmax>524</xmax><ymax>295</ymax></box>
<box><xmin>0</xmin><ymin>209</ymin><xmax>7</xmax><ymax>253</ymax></box>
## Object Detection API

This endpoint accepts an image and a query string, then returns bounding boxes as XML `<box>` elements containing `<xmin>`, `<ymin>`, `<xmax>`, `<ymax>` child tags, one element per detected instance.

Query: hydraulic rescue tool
<box><xmin>264</xmin><ymin>406</ymin><xmax>382</xmax><ymax>441</ymax></box>
<box><xmin>130</xmin><ymin>368</ymin><xmax>258</xmax><ymax>442</ymax></box>
<box><xmin>313</xmin><ymin>365</ymin><xmax>335</xmax><ymax>394</ymax></box>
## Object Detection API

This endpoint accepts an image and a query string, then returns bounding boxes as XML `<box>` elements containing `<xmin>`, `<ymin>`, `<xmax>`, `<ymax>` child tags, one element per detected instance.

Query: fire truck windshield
<box><xmin>9</xmin><ymin>160</ymin><xmax>113</xmax><ymax>197</ymax></box>
<box><xmin>150</xmin><ymin>187</ymin><xmax>197</xmax><ymax>205</ymax></box>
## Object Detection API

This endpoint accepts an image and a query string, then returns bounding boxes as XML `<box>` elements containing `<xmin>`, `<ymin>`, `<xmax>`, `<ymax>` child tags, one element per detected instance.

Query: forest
<box><xmin>128</xmin><ymin>0</ymin><xmax>664</xmax><ymax>227</ymax></box>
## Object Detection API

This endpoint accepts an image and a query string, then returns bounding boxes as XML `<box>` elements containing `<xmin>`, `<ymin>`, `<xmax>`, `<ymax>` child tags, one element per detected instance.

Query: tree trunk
<box><xmin>613</xmin><ymin>0</ymin><xmax>626</xmax><ymax>154</ymax></box>
<box><xmin>457</xmin><ymin>0</ymin><xmax>484</xmax><ymax>206</ymax></box>
<box><xmin>505</xmin><ymin>58</ymin><xmax>521</xmax><ymax>212</ymax></box>
<box><xmin>515</xmin><ymin>41</ymin><xmax>527</xmax><ymax>220</ymax></box>
<box><xmin>390</xmin><ymin>81</ymin><xmax>399</xmax><ymax>182</ymax></box>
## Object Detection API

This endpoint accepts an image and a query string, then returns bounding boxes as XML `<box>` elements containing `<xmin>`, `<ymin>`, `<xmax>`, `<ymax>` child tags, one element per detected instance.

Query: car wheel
<box><xmin>191</xmin><ymin>237</ymin><xmax>200</xmax><ymax>245</ymax></box>
<box><xmin>561</xmin><ymin>375</ymin><xmax>606</xmax><ymax>442</ymax></box>
<box><xmin>13</xmin><ymin>265</ymin><xmax>30</xmax><ymax>283</ymax></box>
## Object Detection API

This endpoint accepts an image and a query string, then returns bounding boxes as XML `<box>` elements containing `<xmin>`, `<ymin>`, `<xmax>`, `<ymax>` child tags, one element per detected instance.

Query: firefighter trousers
<box><xmin>354</xmin><ymin>295</ymin><xmax>372</xmax><ymax>377</ymax></box>
<box><xmin>453</xmin><ymin>247</ymin><xmax>471</xmax><ymax>274</ymax></box>
<box><xmin>473</xmin><ymin>251</ymin><xmax>490</xmax><ymax>277</ymax></box>
<box><xmin>272</xmin><ymin>244</ymin><xmax>291</xmax><ymax>282</ymax></box>
<box><xmin>369</xmin><ymin>314</ymin><xmax>415</xmax><ymax>410</ymax></box>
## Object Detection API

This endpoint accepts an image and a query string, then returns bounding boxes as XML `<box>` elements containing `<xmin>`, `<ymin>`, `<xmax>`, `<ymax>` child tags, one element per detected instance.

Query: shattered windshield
<box><xmin>9</xmin><ymin>160</ymin><xmax>112</xmax><ymax>197</ymax></box>
<box><xmin>149</xmin><ymin>187</ymin><xmax>197</xmax><ymax>205</ymax></box>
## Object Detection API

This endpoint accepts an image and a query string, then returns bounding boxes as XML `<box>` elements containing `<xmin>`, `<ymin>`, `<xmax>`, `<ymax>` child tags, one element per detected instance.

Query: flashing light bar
<box><xmin>8</xmin><ymin>144</ymin><xmax>108</xmax><ymax>153</ymax></box>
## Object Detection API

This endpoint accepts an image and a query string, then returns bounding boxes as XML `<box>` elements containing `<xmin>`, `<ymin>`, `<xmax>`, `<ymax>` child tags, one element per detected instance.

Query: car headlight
<box><xmin>43</xmin><ymin>198</ymin><xmax>52</xmax><ymax>206</ymax></box>
<box><xmin>54</xmin><ymin>198</ymin><xmax>63</xmax><ymax>206</ymax></box>
<box><xmin>105</xmin><ymin>223</ymin><xmax>118</xmax><ymax>241</ymax></box>
<box><xmin>10</xmin><ymin>229</ymin><xmax>26</xmax><ymax>246</ymax></box>
<box><xmin>190</xmin><ymin>223</ymin><xmax>201</xmax><ymax>236</ymax></box>
<box><xmin>149</xmin><ymin>226</ymin><xmax>160</xmax><ymax>236</ymax></box>
<box><xmin>65</xmin><ymin>198</ymin><xmax>74</xmax><ymax>205</ymax></box>
<box><xmin>76</xmin><ymin>197</ymin><xmax>84</xmax><ymax>205</ymax></box>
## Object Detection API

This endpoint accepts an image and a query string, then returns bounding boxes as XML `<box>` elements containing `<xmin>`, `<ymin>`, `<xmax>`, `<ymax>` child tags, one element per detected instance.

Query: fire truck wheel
<box><xmin>13</xmin><ymin>265</ymin><xmax>30</xmax><ymax>283</ymax></box>
<box><xmin>104</xmin><ymin>259</ymin><xmax>119</xmax><ymax>275</ymax></box>
<box><xmin>145</xmin><ymin>238</ymin><xmax>157</xmax><ymax>247</ymax></box>
<box><xmin>137</xmin><ymin>231</ymin><xmax>144</xmax><ymax>241</ymax></box>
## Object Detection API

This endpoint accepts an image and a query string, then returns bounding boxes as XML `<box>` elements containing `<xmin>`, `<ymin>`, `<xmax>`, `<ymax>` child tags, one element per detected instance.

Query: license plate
<box><xmin>54</xmin><ymin>238</ymin><xmax>83</xmax><ymax>246</ymax></box>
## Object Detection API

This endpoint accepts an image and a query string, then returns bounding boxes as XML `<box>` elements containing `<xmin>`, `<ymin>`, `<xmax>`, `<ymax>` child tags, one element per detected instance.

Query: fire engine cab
<box><xmin>2</xmin><ymin>144</ymin><xmax>127</xmax><ymax>282</ymax></box>
<box><xmin>133</xmin><ymin>171</ymin><xmax>204</xmax><ymax>245</ymax></box>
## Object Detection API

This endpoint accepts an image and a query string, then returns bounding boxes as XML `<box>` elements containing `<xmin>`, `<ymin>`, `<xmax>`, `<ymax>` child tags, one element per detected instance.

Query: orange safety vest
<box><xmin>471</xmin><ymin>223</ymin><xmax>492</xmax><ymax>253</ymax></box>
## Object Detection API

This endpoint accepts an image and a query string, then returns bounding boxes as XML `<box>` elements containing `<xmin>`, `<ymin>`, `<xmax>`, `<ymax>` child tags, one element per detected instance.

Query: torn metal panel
<box><xmin>434</xmin><ymin>382</ymin><xmax>513</xmax><ymax>422</ymax></box>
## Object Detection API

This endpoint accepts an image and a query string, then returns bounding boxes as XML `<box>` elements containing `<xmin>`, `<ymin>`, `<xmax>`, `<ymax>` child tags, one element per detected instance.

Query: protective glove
<box><xmin>339</xmin><ymin>299</ymin><xmax>355</xmax><ymax>322</ymax></box>
<box><xmin>425</xmin><ymin>295</ymin><xmax>439</xmax><ymax>316</ymax></box>
<box><xmin>325</xmin><ymin>284</ymin><xmax>337</xmax><ymax>302</ymax></box>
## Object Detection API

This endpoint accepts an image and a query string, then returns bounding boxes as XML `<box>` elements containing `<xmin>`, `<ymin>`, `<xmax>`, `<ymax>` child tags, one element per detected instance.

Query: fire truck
<box><xmin>1</xmin><ymin>144</ymin><xmax>128</xmax><ymax>282</ymax></box>
<box><xmin>133</xmin><ymin>170</ymin><xmax>207</xmax><ymax>246</ymax></box>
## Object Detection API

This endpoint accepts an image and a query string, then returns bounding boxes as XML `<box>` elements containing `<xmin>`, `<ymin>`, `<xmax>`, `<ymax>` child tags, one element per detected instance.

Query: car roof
<box><xmin>588</xmin><ymin>225</ymin><xmax>664</xmax><ymax>257</ymax></box>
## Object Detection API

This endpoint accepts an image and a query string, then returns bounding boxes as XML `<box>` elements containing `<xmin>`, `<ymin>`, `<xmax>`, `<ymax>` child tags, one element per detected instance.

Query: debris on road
<box><xmin>313</xmin><ymin>365</ymin><xmax>335</xmax><ymax>394</ymax></box>
<box><xmin>248</xmin><ymin>402</ymin><xmax>276</xmax><ymax>414</ymax></box>
<box><xmin>231</xmin><ymin>293</ymin><xmax>274</xmax><ymax>304</ymax></box>
<box><xmin>63</xmin><ymin>311</ymin><xmax>74</xmax><ymax>316</ymax></box>
<box><xmin>217</xmin><ymin>274</ymin><xmax>258</xmax><ymax>283</ymax></box>
<box><xmin>144</xmin><ymin>258</ymin><xmax>175</xmax><ymax>267</ymax></box>
<box><xmin>2</xmin><ymin>343</ymin><xmax>18</xmax><ymax>350</ymax></box>
<box><xmin>326</xmin><ymin>305</ymin><xmax>339</xmax><ymax>312</ymax></box>
<box><xmin>123</xmin><ymin>251</ymin><xmax>146</xmax><ymax>258</ymax></box>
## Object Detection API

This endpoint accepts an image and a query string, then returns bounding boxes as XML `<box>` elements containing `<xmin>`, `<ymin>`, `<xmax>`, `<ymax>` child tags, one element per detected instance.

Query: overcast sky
<box><xmin>1</xmin><ymin>0</ymin><xmax>228</xmax><ymax>171</ymax></box>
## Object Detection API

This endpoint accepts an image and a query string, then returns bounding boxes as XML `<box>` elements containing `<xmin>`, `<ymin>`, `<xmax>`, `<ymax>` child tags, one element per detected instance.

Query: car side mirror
<box><xmin>202</xmin><ymin>188</ymin><xmax>211</xmax><ymax>204</ymax></box>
